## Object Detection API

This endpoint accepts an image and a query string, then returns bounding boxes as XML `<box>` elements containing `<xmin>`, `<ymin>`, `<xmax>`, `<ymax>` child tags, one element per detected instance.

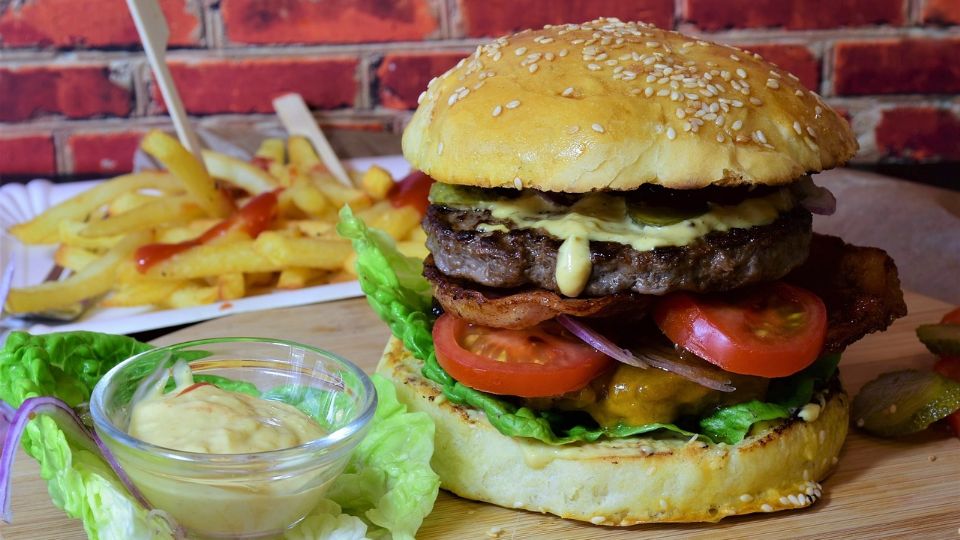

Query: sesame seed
<box><xmin>513</xmin><ymin>177</ymin><xmax>522</xmax><ymax>189</ymax></box>
<box><xmin>671</xmin><ymin>91</ymin><xmax>681</xmax><ymax>101</ymax></box>
<box><xmin>545</xmin><ymin>52</ymin><xmax>554</xmax><ymax>61</ymax></box>
<box><xmin>595</xmin><ymin>52</ymin><xmax>608</xmax><ymax>61</ymax></box>
<box><xmin>703</xmin><ymin>112</ymin><xmax>717</xmax><ymax>121</ymax></box>
<box><xmin>630</xmin><ymin>87</ymin><xmax>643</xmax><ymax>95</ymax></box>
<box><xmin>755</xmin><ymin>130</ymin><xmax>767</xmax><ymax>144</ymax></box>
<box><xmin>731</xmin><ymin>120</ymin><xmax>743</xmax><ymax>131</ymax></box>
<box><xmin>788</xmin><ymin>494</ymin><xmax>800</xmax><ymax>506</ymax></box>
<box><xmin>676</xmin><ymin>108</ymin><xmax>686</xmax><ymax>119</ymax></box>
<box><xmin>506</xmin><ymin>100</ymin><xmax>520</xmax><ymax>109</ymax></box>
<box><xmin>492</xmin><ymin>105</ymin><xmax>503</xmax><ymax>117</ymax></box>
<box><xmin>540</xmin><ymin>37</ymin><xmax>553</xmax><ymax>44</ymax></box>
<box><xmin>740</xmin><ymin>494</ymin><xmax>754</xmax><ymax>503</ymax></box>
<box><xmin>657</xmin><ymin>88</ymin><xmax>670</xmax><ymax>96</ymax></box>
<box><xmin>767</xmin><ymin>79</ymin><xmax>780</xmax><ymax>89</ymax></box>
<box><xmin>588</xmin><ymin>63</ymin><xmax>601</xmax><ymax>71</ymax></box>
<box><xmin>515</xmin><ymin>47</ymin><xmax>527</xmax><ymax>56</ymax></box>
<box><xmin>807</xmin><ymin>126</ymin><xmax>817</xmax><ymax>138</ymax></box>
<box><xmin>646</xmin><ymin>41</ymin><xmax>660</xmax><ymax>47</ymax></box>
<box><xmin>815</xmin><ymin>105</ymin><xmax>823</xmax><ymax>117</ymax></box>
<box><xmin>685</xmin><ymin>92</ymin><xmax>700</xmax><ymax>100</ymax></box>
<box><xmin>562</xmin><ymin>87</ymin><xmax>575</xmax><ymax>97</ymax></box>
<box><xmin>730</xmin><ymin>54</ymin><xmax>741</xmax><ymax>62</ymax></box>
<box><xmin>644</xmin><ymin>87</ymin><xmax>654</xmax><ymax>97</ymax></box>
<box><xmin>736</xmin><ymin>68</ymin><xmax>747</xmax><ymax>79</ymax></box>
<box><xmin>761</xmin><ymin>504</ymin><xmax>774</xmax><ymax>512</ymax></box>
<box><xmin>558</xmin><ymin>49</ymin><xmax>568</xmax><ymax>57</ymax></box>
<box><xmin>417</xmin><ymin>90</ymin><xmax>427</xmax><ymax>104</ymax></box>
<box><xmin>793</xmin><ymin>121</ymin><xmax>803</xmax><ymax>135</ymax></box>
<box><xmin>592</xmin><ymin>123</ymin><xmax>605</xmax><ymax>133</ymax></box>
<box><xmin>716</xmin><ymin>133</ymin><xmax>725</xmax><ymax>142</ymax></box>
<box><xmin>640</xmin><ymin>445</ymin><xmax>653</xmax><ymax>454</ymax></box>
<box><xmin>666</xmin><ymin>127</ymin><xmax>677</xmax><ymax>140</ymax></box>
<box><xmin>447</xmin><ymin>93</ymin><xmax>458</xmax><ymax>106</ymax></box>
<box><xmin>716</xmin><ymin>115</ymin><xmax>725</xmax><ymax>126</ymax></box>
<box><xmin>779</xmin><ymin>496</ymin><xmax>790</xmax><ymax>505</ymax></box>
<box><xmin>589</xmin><ymin>516</ymin><xmax>605</xmax><ymax>525</ymax></box>
<box><xmin>529</xmin><ymin>63</ymin><xmax>539</xmax><ymax>73</ymax></box>
<box><xmin>770</xmin><ymin>70</ymin><xmax>782</xmax><ymax>78</ymax></box>
<box><xmin>750</xmin><ymin>97</ymin><xmax>763</xmax><ymax>105</ymax></box>
<box><xmin>437</xmin><ymin>142</ymin><xmax>443</xmax><ymax>155</ymax></box>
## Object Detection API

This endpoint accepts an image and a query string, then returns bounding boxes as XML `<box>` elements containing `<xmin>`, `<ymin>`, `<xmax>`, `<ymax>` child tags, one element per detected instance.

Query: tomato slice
<box><xmin>941</xmin><ymin>307</ymin><xmax>960</xmax><ymax>325</ymax></box>
<box><xmin>432</xmin><ymin>313</ymin><xmax>613</xmax><ymax>397</ymax></box>
<box><xmin>653</xmin><ymin>282</ymin><xmax>827</xmax><ymax>378</ymax></box>
<box><xmin>389</xmin><ymin>170</ymin><xmax>433</xmax><ymax>216</ymax></box>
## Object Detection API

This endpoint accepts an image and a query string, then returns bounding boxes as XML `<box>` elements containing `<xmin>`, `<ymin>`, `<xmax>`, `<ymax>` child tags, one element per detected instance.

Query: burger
<box><xmin>370</xmin><ymin>18</ymin><xmax>907</xmax><ymax>524</ymax></box>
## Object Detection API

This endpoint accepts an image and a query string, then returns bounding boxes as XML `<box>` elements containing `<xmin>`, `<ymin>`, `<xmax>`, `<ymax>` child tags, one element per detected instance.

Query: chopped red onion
<box><xmin>556</xmin><ymin>315</ymin><xmax>735</xmax><ymax>392</ymax></box>
<box><xmin>0</xmin><ymin>396</ymin><xmax>183</xmax><ymax>538</ymax></box>
<box><xmin>556</xmin><ymin>315</ymin><xmax>649</xmax><ymax>369</ymax></box>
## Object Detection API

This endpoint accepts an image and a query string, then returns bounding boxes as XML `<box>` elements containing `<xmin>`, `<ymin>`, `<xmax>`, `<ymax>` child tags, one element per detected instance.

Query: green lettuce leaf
<box><xmin>699</xmin><ymin>354</ymin><xmax>841</xmax><ymax>444</ymax></box>
<box><xmin>1</xmin><ymin>331</ymin><xmax>438</xmax><ymax>540</ymax></box>
<box><xmin>339</xmin><ymin>206</ymin><xmax>841</xmax><ymax>447</ymax></box>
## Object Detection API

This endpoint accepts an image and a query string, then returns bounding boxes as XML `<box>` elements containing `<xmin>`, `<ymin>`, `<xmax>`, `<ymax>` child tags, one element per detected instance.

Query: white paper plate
<box><xmin>0</xmin><ymin>155</ymin><xmax>412</xmax><ymax>336</ymax></box>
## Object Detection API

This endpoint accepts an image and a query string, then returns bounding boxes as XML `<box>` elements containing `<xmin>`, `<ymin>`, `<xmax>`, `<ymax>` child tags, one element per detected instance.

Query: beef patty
<box><xmin>424</xmin><ymin>204</ymin><xmax>812</xmax><ymax>297</ymax></box>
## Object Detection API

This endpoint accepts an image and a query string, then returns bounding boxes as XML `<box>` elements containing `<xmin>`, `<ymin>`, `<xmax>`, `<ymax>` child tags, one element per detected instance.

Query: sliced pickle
<box><xmin>852</xmin><ymin>370</ymin><xmax>960</xmax><ymax>437</ymax></box>
<box><xmin>916</xmin><ymin>324</ymin><xmax>960</xmax><ymax>356</ymax></box>
<box><xmin>627</xmin><ymin>200</ymin><xmax>708</xmax><ymax>227</ymax></box>
<box><xmin>428</xmin><ymin>183</ymin><xmax>488</xmax><ymax>207</ymax></box>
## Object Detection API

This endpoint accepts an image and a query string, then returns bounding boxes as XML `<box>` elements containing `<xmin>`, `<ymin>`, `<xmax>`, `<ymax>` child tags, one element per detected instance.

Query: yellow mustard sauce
<box><xmin>476</xmin><ymin>189</ymin><xmax>794</xmax><ymax>297</ymax></box>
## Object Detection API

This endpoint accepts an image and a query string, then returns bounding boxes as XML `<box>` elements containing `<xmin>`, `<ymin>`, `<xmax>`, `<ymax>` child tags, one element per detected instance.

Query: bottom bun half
<box><xmin>376</xmin><ymin>337</ymin><xmax>850</xmax><ymax>525</ymax></box>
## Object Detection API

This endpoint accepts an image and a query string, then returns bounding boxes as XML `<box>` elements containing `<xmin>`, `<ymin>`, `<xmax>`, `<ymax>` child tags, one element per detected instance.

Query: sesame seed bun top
<box><xmin>401</xmin><ymin>18</ymin><xmax>858</xmax><ymax>192</ymax></box>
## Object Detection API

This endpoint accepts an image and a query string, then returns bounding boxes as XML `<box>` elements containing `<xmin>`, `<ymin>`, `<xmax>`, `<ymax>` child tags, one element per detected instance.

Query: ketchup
<box><xmin>388</xmin><ymin>170</ymin><xmax>434</xmax><ymax>216</ymax></box>
<box><xmin>135</xmin><ymin>189</ymin><xmax>281</xmax><ymax>272</ymax></box>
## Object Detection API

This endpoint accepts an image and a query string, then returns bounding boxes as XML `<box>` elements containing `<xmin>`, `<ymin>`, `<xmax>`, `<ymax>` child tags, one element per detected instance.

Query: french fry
<box><xmin>155</xmin><ymin>219</ymin><xmax>219</xmax><ymax>244</ymax></box>
<box><xmin>141</xmin><ymin>130</ymin><xmax>233</xmax><ymax>218</ymax></box>
<box><xmin>253</xmin><ymin>231</ymin><xmax>352</xmax><ymax>269</ymax></box>
<box><xmin>166</xmin><ymin>282</ymin><xmax>219</xmax><ymax>309</ymax></box>
<box><xmin>360</xmin><ymin>165</ymin><xmax>394</xmax><ymax>200</ymax></box>
<box><xmin>245</xmin><ymin>272</ymin><xmax>277</xmax><ymax>288</ymax></box>
<box><xmin>54</xmin><ymin>245</ymin><xmax>99</xmax><ymax>272</ymax></box>
<box><xmin>287</xmin><ymin>220</ymin><xmax>336</xmax><ymax>238</ymax></box>
<box><xmin>288</xmin><ymin>136</ymin><xmax>322</xmax><ymax>173</ymax></box>
<box><xmin>364</xmin><ymin>204</ymin><xmax>421</xmax><ymax>241</ymax></box>
<box><xmin>216</xmin><ymin>273</ymin><xmax>245</xmax><ymax>300</ymax></box>
<box><xmin>59</xmin><ymin>221</ymin><xmax>124</xmax><ymax>250</ymax></box>
<box><xmin>396</xmin><ymin>240</ymin><xmax>430</xmax><ymax>260</ymax></box>
<box><xmin>314</xmin><ymin>175</ymin><xmax>371</xmax><ymax>209</ymax></box>
<box><xmin>146</xmin><ymin>240</ymin><xmax>282</xmax><ymax>279</ymax></box>
<box><xmin>289</xmin><ymin>182</ymin><xmax>331</xmax><ymax>217</ymax></box>
<box><xmin>254</xmin><ymin>138</ymin><xmax>285</xmax><ymax>165</ymax></box>
<box><xmin>80</xmin><ymin>196</ymin><xmax>204</xmax><ymax>238</ymax></box>
<box><xmin>108</xmin><ymin>192</ymin><xmax>161</xmax><ymax>216</ymax></box>
<box><xmin>9</xmin><ymin>171</ymin><xmax>174</xmax><ymax>244</ymax></box>
<box><xmin>103</xmin><ymin>279</ymin><xmax>188</xmax><ymax>307</ymax></box>
<box><xmin>203</xmin><ymin>150</ymin><xmax>277</xmax><ymax>195</ymax></box>
<box><xmin>276</xmin><ymin>267</ymin><xmax>322</xmax><ymax>289</ymax></box>
<box><xmin>342</xmin><ymin>251</ymin><xmax>358</xmax><ymax>277</ymax></box>
<box><xmin>268</xmin><ymin>162</ymin><xmax>293</xmax><ymax>187</ymax></box>
<box><xmin>5</xmin><ymin>231</ymin><xmax>150</xmax><ymax>314</ymax></box>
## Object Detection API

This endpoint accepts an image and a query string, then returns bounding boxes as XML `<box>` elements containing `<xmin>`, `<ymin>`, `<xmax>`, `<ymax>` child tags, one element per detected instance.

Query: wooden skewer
<box><xmin>273</xmin><ymin>93</ymin><xmax>353</xmax><ymax>187</ymax></box>
<box><xmin>126</xmin><ymin>0</ymin><xmax>205</xmax><ymax>161</ymax></box>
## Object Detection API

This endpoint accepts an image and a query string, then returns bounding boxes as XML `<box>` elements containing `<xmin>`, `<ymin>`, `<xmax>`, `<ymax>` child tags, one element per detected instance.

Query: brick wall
<box><xmin>0</xmin><ymin>0</ymin><xmax>958</xmax><ymax>179</ymax></box>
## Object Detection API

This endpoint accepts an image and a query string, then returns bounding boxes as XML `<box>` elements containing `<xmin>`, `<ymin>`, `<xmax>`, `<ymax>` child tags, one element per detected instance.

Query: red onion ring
<box><xmin>556</xmin><ymin>315</ymin><xmax>735</xmax><ymax>392</ymax></box>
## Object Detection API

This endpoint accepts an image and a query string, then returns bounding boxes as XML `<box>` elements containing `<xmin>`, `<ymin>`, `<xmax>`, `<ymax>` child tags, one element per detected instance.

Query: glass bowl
<box><xmin>90</xmin><ymin>337</ymin><xmax>377</xmax><ymax>539</ymax></box>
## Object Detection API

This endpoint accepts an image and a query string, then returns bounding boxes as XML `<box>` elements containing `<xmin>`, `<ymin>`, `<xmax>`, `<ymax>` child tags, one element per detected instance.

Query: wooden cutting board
<box><xmin>3</xmin><ymin>292</ymin><xmax>958</xmax><ymax>539</ymax></box>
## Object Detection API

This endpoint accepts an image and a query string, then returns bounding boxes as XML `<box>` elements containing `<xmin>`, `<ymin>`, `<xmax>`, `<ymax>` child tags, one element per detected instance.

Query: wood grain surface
<box><xmin>3</xmin><ymin>292</ymin><xmax>959</xmax><ymax>540</ymax></box>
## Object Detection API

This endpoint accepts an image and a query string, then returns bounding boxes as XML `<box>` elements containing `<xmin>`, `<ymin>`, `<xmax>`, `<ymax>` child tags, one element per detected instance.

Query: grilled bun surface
<box><xmin>402</xmin><ymin>18</ymin><xmax>857</xmax><ymax>192</ymax></box>
<box><xmin>377</xmin><ymin>337</ymin><xmax>849</xmax><ymax>525</ymax></box>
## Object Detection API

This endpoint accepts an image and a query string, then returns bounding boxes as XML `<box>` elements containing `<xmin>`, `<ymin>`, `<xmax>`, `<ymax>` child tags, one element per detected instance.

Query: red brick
<box><xmin>684</xmin><ymin>0</ymin><xmax>904</xmax><ymax>30</ymax></box>
<box><xmin>67</xmin><ymin>131</ymin><xmax>143</xmax><ymax>175</ymax></box>
<box><xmin>152</xmin><ymin>58</ymin><xmax>358</xmax><ymax>115</ymax></box>
<box><xmin>741</xmin><ymin>44</ymin><xmax>819</xmax><ymax>92</ymax></box>
<box><xmin>0</xmin><ymin>65</ymin><xmax>131</xmax><ymax>122</ymax></box>
<box><xmin>222</xmin><ymin>0</ymin><xmax>438</xmax><ymax>44</ymax></box>
<box><xmin>460</xmin><ymin>0</ymin><xmax>674</xmax><ymax>37</ymax></box>
<box><xmin>833</xmin><ymin>39</ymin><xmax>960</xmax><ymax>95</ymax></box>
<box><xmin>922</xmin><ymin>0</ymin><xmax>960</xmax><ymax>25</ymax></box>
<box><xmin>875</xmin><ymin>107</ymin><xmax>960</xmax><ymax>161</ymax></box>
<box><xmin>377</xmin><ymin>52</ymin><xmax>467</xmax><ymax>109</ymax></box>
<box><xmin>0</xmin><ymin>0</ymin><xmax>199</xmax><ymax>49</ymax></box>
<box><xmin>0</xmin><ymin>134</ymin><xmax>55</xmax><ymax>177</ymax></box>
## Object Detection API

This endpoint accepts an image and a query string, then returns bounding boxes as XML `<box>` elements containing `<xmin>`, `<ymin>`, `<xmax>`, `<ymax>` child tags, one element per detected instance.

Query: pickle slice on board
<box><xmin>916</xmin><ymin>324</ymin><xmax>960</xmax><ymax>356</ymax></box>
<box><xmin>852</xmin><ymin>370</ymin><xmax>960</xmax><ymax>437</ymax></box>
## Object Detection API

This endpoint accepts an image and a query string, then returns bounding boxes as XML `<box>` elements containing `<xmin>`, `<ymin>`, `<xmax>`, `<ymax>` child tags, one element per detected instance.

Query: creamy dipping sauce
<box><xmin>129</xmin><ymin>361</ymin><xmax>325</xmax><ymax>454</ymax></box>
